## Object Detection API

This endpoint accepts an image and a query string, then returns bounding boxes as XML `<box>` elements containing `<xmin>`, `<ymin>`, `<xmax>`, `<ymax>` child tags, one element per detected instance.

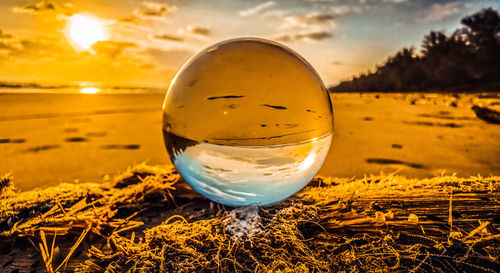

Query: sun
<box><xmin>67</xmin><ymin>14</ymin><xmax>107</xmax><ymax>50</ymax></box>
<box><xmin>80</xmin><ymin>87</ymin><xmax>100</xmax><ymax>94</ymax></box>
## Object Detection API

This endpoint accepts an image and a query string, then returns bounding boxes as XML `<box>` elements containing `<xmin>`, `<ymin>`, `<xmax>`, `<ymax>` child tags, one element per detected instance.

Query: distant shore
<box><xmin>0</xmin><ymin>80</ymin><xmax>165</xmax><ymax>94</ymax></box>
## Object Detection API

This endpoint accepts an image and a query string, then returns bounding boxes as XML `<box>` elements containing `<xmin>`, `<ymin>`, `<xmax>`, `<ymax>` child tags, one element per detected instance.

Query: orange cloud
<box><xmin>133</xmin><ymin>1</ymin><xmax>177</xmax><ymax>20</ymax></box>
<box><xmin>276</xmin><ymin>31</ymin><xmax>333</xmax><ymax>42</ymax></box>
<box><xmin>150</xmin><ymin>33</ymin><xmax>184</xmax><ymax>42</ymax></box>
<box><xmin>0</xmin><ymin>30</ymin><xmax>13</xmax><ymax>39</ymax></box>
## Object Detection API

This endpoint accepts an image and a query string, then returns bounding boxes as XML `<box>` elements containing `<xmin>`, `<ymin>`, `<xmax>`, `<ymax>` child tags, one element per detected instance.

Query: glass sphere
<box><xmin>162</xmin><ymin>38</ymin><xmax>333</xmax><ymax>206</ymax></box>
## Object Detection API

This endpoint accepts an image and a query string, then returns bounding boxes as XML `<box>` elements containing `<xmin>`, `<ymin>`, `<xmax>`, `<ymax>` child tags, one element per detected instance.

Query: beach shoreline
<box><xmin>1</xmin><ymin>91</ymin><xmax>499</xmax><ymax>190</ymax></box>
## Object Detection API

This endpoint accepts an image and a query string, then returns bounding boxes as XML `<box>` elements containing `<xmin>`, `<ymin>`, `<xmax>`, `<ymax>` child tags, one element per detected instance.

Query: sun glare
<box><xmin>80</xmin><ymin>87</ymin><xmax>100</xmax><ymax>94</ymax></box>
<box><xmin>68</xmin><ymin>14</ymin><xmax>106</xmax><ymax>50</ymax></box>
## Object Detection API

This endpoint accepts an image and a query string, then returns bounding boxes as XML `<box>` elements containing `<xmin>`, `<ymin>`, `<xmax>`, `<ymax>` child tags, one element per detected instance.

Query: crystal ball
<box><xmin>162</xmin><ymin>38</ymin><xmax>333</xmax><ymax>206</ymax></box>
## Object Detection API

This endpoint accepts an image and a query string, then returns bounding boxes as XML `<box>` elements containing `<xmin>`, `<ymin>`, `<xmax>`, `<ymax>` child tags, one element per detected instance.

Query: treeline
<box><xmin>330</xmin><ymin>8</ymin><xmax>500</xmax><ymax>92</ymax></box>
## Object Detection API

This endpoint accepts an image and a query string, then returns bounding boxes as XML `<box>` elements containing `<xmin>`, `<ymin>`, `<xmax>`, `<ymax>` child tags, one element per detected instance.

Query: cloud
<box><xmin>92</xmin><ymin>41</ymin><xmax>137</xmax><ymax>59</ymax></box>
<box><xmin>19</xmin><ymin>39</ymin><xmax>52</xmax><ymax>51</ymax></box>
<box><xmin>112</xmin><ymin>1</ymin><xmax>178</xmax><ymax>31</ymax></box>
<box><xmin>274</xmin><ymin>10</ymin><xmax>338</xmax><ymax>42</ymax></box>
<box><xmin>0</xmin><ymin>30</ymin><xmax>13</xmax><ymax>39</ymax></box>
<box><xmin>187</xmin><ymin>26</ymin><xmax>211</xmax><ymax>37</ymax></box>
<box><xmin>111</xmin><ymin>16</ymin><xmax>151</xmax><ymax>33</ymax></box>
<box><xmin>140</xmin><ymin>63</ymin><xmax>155</xmax><ymax>69</ymax></box>
<box><xmin>380</xmin><ymin>0</ymin><xmax>407</xmax><ymax>3</ymax></box>
<box><xmin>276</xmin><ymin>31</ymin><xmax>333</xmax><ymax>42</ymax></box>
<box><xmin>150</xmin><ymin>33</ymin><xmax>184</xmax><ymax>42</ymax></box>
<box><xmin>279</xmin><ymin>12</ymin><xmax>338</xmax><ymax>30</ymax></box>
<box><xmin>0</xmin><ymin>35</ymin><xmax>137</xmax><ymax>62</ymax></box>
<box><xmin>420</xmin><ymin>2</ymin><xmax>465</xmax><ymax>23</ymax></box>
<box><xmin>0</xmin><ymin>35</ymin><xmax>69</xmax><ymax>62</ymax></box>
<box><xmin>296</xmin><ymin>31</ymin><xmax>333</xmax><ymax>40</ymax></box>
<box><xmin>12</xmin><ymin>0</ymin><xmax>57</xmax><ymax>14</ymax></box>
<box><xmin>239</xmin><ymin>1</ymin><xmax>276</xmax><ymax>17</ymax></box>
<box><xmin>0</xmin><ymin>29</ymin><xmax>172</xmax><ymax>84</ymax></box>
<box><xmin>307</xmin><ymin>13</ymin><xmax>337</xmax><ymax>23</ymax></box>
<box><xmin>150</xmin><ymin>25</ymin><xmax>212</xmax><ymax>43</ymax></box>
<box><xmin>118</xmin><ymin>16</ymin><xmax>140</xmax><ymax>24</ymax></box>
<box><xmin>0</xmin><ymin>42</ymin><xmax>15</xmax><ymax>51</ymax></box>
<box><xmin>146</xmin><ymin>48</ymin><xmax>193</xmax><ymax>67</ymax></box>
<box><xmin>176</xmin><ymin>25</ymin><xmax>212</xmax><ymax>40</ymax></box>
<box><xmin>133</xmin><ymin>1</ymin><xmax>177</xmax><ymax>20</ymax></box>
<box><xmin>3</xmin><ymin>36</ymin><xmax>71</xmax><ymax>58</ymax></box>
<box><xmin>295</xmin><ymin>0</ymin><xmax>408</xmax><ymax>15</ymax></box>
<box><xmin>12</xmin><ymin>0</ymin><xmax>74</xmax><ymax>17</ymax></box>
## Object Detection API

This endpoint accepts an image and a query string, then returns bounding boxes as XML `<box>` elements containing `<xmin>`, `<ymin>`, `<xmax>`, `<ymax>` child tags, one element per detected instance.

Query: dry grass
<box><xmin>1</xmin><ymin>164</ymin><xmax>499</xmax><ymax>272</ymax></box>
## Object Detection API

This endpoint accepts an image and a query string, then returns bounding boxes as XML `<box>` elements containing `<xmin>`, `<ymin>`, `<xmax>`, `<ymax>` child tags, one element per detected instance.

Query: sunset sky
<box><xmin>0</xmin><ymin>0</ymin><xmax>498</xmax><ymax>88</ymax></box>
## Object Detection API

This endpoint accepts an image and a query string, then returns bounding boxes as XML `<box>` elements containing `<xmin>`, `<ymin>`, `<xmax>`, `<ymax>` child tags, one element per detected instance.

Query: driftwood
<box><xmin>0</xmin><ymin>164</ymin><xmax>499</xmax><ymax>272</ymax></box>
<box><xmin>471</xmin><ymin>105</ymin><xmax>500</xmax><ymax>124</ymax></box>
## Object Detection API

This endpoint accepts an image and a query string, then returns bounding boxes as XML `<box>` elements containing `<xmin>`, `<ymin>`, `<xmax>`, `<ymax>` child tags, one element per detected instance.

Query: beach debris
<box><xmin>365</xmin><ymin>158</ymin><xmax>426</xmax><ymax>169</ymax></box>
<box><xmin>402</xmin><ymin>120</ymin><xmax>464</xmax><ymax>128</ymax></box>
<box><xmin>86</xmin><ymin>131</ymin><xmax>107</xmax><ymax>137</ymax></box>
<box><xmin>22</xmin><ymin>144</ymin><xmax>60</xmax><ymax>153</ymax></box>
<box><xmin>0</xmin><ymin>138</ymin><xmax>26</xmax><ymax>144</ymax></box>
<box><xmin>207</xmin><ymin>95</ymin><xmax>244</xmax><ymax>100</ymax></box>
<box><xmin>259</xmin><ymin>104</ymin><xmax>288</xmax><ymax>110</ymax></box>
<box><xmin>100</xmin><ymin>144</ymin><xmax>140</xmax><ymax>150</ymax></box>
<box><xmin>471</xmin><ymin>105</ymin><xmax>500</xmax><ymax>124</ymax></box>
<box><xmin>65</xmin><ymin>137</ymin><xmax>88</xmax><ymax>142</ymax></box>
<box><xmin>63</xmin><ymin>128</ymin><xmax>79</xmax><ymax>133</ymax></box>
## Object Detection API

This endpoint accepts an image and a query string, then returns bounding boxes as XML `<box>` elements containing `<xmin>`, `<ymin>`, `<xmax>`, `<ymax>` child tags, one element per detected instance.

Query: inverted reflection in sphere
<box><xmin>163</xmin><ymin>38</ymin><xmax>333</xmax><ymax>206</ymax></box>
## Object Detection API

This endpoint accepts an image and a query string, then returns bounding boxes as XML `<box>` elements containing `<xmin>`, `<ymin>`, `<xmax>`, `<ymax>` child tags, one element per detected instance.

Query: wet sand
<box><xmin>1</xmin><ymin>91</ymin><xmax>499</xmax><ymax>190</ymax></box>
<box><xmin>327</xmin><ymin>92</ymin><xmax>500</xmax><ymax>179</ymax></box>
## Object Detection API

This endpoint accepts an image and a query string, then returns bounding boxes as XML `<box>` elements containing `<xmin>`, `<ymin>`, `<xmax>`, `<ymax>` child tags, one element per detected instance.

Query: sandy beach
<box><xmin>1</xmin><ymin>91</ymin><xmax>499</xmax><ymax>190</ymax></box>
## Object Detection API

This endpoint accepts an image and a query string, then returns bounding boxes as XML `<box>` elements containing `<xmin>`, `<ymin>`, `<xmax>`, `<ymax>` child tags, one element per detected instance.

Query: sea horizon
<box><xmin>0</xmin><ymin>79</ymin><xmax>166</xmax><ymax>95</ymax></box>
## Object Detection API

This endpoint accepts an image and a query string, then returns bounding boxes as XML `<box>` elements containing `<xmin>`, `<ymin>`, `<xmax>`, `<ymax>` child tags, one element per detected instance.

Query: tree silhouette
<box><xmin>331</xmin><ymin>8</ymin><xmax>500</xmax><ymax>92</ymax></box>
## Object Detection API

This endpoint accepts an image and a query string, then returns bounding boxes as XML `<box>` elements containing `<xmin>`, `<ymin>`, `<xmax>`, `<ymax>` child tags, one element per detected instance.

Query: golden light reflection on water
<box><xmin>80</xmin><ymin>87</ymin><xmax>100</xmax><ymax>94</ymax></box>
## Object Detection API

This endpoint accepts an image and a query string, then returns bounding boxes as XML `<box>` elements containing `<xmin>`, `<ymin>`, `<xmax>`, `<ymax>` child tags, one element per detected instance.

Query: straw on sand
<box><xmin>0</xmin><ymin>165</ymin><xmax>498</xmax><ymax>272</ymax></box>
